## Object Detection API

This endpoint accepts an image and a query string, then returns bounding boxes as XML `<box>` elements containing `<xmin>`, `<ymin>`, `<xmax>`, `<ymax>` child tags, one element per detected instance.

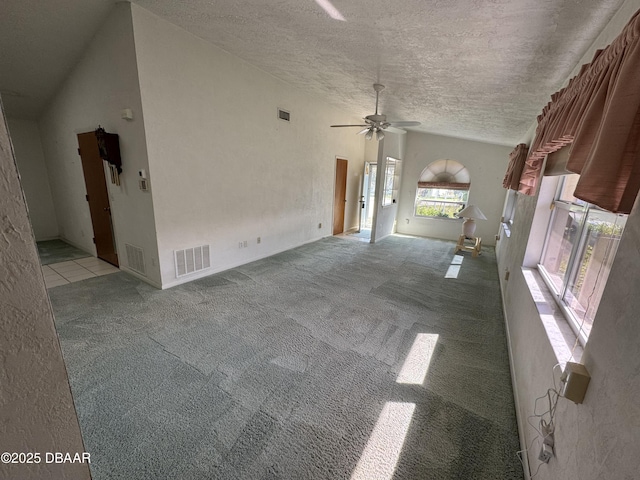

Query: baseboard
<box><xmin>58</xmin><ymin>236</ymin><xmax>95</xmax><ymax>256</ymax></box>
<box><xmin>160</xmin><ymin>235</ymin><xmax>328</xmax><ymax>290</ymax></box>
<box><xmin>499</xmin><ymin>273</ymin><xmax>531</xmax><ymax>480</ymax></box>
<box><xmin>34</xmin><ymin>235</ymin><xmax>62</xmax><ymax>242</ymax></box>
<box><xmin>119</xmin><ymin>265</ymin><xmax>162</xmax><ymax>289</ymax></box>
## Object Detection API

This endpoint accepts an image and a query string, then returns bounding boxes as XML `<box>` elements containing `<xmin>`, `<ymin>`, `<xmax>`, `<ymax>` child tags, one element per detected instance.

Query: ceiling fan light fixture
<box><xmin>330</xmin><ymin>84</ymin><xmax>420</xmax><ymax>139</ymax></box>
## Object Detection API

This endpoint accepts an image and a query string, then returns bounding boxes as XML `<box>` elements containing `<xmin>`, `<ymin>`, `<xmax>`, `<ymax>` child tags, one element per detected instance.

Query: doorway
<box><xmin>357</xmin><ymin>162</ymin><xmax>377</xmax><ymax>239</ymax></box>
<box><xmin>77</xmin><ymin>132</ymin><xmax>119</xmax><ymax>267</ymax></box>
<box><xmin>333</xmin><ymin>158</ymin><xmax>348</xmax><ymax>235</ymax></box>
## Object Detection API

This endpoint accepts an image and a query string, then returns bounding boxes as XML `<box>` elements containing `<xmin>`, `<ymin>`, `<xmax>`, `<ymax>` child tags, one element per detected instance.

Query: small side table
<box><xmin>455</xmin><ymin>235</ymin><xmax>482</xmax><ymax>257</ymax></box>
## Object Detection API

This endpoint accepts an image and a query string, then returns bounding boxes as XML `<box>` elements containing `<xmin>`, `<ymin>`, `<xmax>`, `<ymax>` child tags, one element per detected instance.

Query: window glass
<box><xmin>557</xmin><ymin>174</ymin><xmax>584</xmax><ymax>204</ymax></box>
<box><xmin>538</xmin><ymin>175</ymin><xmax>626</xmax><ymax>343</ymax></box>
<box><xmin>414</xmin><ymin>188</ymin><xmax>468</xmax><ymax>218</ymax></box>
<box><xmin>382</xmin><ymin>159</ymin><xmax>396</xmax><ymax>207</ymax></box>
<box><xmin>562</xmin><ymin>209</ymin><xmax>625</xmax><ymax>337</ymax></box>
<box><xmin>540</xmin><ymin>204</ymin><xmax>586</xmax><ymax>293</ymax></box>
<box><xmin>503</xmin><ymin>189</ymin><xmax>517</xmax><ymax>224</ymax></box>
<box><xmin>382</xmin><ymin>157</ymin><xmax>401</xmax><ymax>207</ymax></box>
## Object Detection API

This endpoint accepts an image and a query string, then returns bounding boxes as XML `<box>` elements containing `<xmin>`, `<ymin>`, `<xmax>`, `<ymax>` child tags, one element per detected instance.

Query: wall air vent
<box><xmin>175</xmin><ymin>245</ymin><xmax>211</xmax><ymax>278</ymax></box>
<box><xmin>277</xmin><ymin>108</ymin><xmax>290</xmax><ymax>122</ymax></box>
<box><xmin>125</xmin><ymin>243</ymin><xmax>146</xmax><ymax>276</ymax></box>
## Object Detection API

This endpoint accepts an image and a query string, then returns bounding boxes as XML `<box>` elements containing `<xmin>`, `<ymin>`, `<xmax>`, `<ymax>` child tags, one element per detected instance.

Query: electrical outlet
<box><xmin>238</xmin><ymin>242</ymin><xmax>243</xmax><ymax>249</ymax></box>
<box><xmin>318</xmin><ymin>223</ymin><xmax>322</xmax><ymax>229</ymax></box>
<box><xmin>257</xmin><ymin>236</ymin><xmax>261</xmax><ymax>244</ymax></box>
<box><xmin>538</xmin><ymin>443</ymin><xmax>553</xmax><ymax>463</ymax></box>
<box><xmin>243</xmin><ymin>240</ymin><xmax>248</xmax><ymax>248</ymax></box>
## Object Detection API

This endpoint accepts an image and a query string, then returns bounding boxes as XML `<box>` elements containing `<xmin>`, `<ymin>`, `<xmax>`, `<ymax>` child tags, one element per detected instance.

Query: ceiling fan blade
<box><xmin>383</xmin><ymin>126</ymin><xmax>408</xmax><ymax>134</ymax></box>
<box><xmin>357</xmin><ymin>127</ymin><xmax>371</xmax><ymax>135</ymax></box>
<box><xmin>388</xmin><ymin>121</ymin><xmax>421</xmax><ymax>127</ymax></box>
<box><xmin>330</xmin><ymin>124</ymin><xmax>370</xmax><ymax>128</ymax></box>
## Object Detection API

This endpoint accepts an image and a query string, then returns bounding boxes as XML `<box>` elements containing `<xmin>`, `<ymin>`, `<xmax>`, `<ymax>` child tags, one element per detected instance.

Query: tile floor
<box><xmin>42</xmin><ymin>257</ymin><xmax>120</xmax><ymax>288</ymax></box>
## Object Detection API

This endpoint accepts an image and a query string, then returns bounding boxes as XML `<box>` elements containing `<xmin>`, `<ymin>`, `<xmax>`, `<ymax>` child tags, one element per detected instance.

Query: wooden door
<box><xmin>77</xmin><ymin>132</ymin><xmax>119</xmax><ymax>267</ymax></box>
<box><xmin>333</xmin><ymin>158</ymin><xmax>348</xmax><ymax>235</ymax></box>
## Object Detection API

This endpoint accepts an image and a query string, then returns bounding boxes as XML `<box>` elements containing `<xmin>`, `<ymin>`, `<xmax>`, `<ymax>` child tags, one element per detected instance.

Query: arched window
<box><xmin>414</xmin><ymin>160</ymin><xmax>470</xmax><ymax>218</ymax></box>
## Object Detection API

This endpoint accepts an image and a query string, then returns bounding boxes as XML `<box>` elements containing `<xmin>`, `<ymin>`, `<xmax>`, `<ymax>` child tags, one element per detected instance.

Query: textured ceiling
<box><xmin>0</xmin><ymin>0</ymin><xmax>627</xmax><ymax>145</ymax></box>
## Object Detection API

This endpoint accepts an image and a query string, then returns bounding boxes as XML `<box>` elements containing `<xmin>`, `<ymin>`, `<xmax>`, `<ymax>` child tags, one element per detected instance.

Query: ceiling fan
<box><xmin>331</xmin><ymin>84</ymin><xmax>421</xmax><ymax>141</ymax></box>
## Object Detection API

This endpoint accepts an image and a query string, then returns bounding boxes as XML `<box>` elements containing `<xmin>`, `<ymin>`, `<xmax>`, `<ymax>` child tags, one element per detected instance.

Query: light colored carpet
<box><xmin>50</xmin><ymin>234</ymin><xmax>523</xmax><ymax>479</ymax></box>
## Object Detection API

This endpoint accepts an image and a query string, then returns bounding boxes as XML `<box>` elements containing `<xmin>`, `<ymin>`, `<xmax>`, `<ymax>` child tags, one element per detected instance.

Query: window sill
<box><xmin>521</xmin><ymin>267</ymin><xmax>583</xmax><ymax>366</ymax></box>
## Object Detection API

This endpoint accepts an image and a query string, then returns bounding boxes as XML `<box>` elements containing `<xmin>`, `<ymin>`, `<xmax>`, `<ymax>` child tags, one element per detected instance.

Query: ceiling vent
<box><xmin>277</xmin><ymin>108</ymin><xmax>290</xmax><ymax>122</ymax></box>
<box><xmin>175</xmin><ymin>245</ymin><xmax>211</xmax><ymax>278</ymax></box>
<box><xmin>125</xmin><ymin>243</ymin><xmax>146</xmax><ymax>276</ymax></box>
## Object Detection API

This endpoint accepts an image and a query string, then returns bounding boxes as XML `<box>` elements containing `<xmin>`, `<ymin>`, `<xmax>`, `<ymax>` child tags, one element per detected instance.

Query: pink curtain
<box><xmin>502</xmin><ymin>143</ymin><xmax>529</xmax><ymax>190</ymax></box>
<box><xmin>518</xmin><ymin>9</ymin><xmax>640</xmax><ymax>213</ymax></box>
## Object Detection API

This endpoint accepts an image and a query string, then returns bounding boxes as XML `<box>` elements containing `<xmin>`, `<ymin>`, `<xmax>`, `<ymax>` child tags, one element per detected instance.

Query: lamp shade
<box><xmin>457</xmin><ymin>205</ymin><xmax>487</xmax><ymax>220</ymax></box>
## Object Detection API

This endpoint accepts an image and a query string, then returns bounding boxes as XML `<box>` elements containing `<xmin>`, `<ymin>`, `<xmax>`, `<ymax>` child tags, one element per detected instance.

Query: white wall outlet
<box><xmin>243</xmin><ymin>240</ymin><xmax>248</xmax><ymax>248</ymax></box>
<box><xmin>538</xmin><ymin>443</ymin><xmax>553</xmax><ymax>463</ymax></box>
<box><xmin>257</xmin><ymin>237</ymin><xmax>261</xmax><ymax>244</ymax></box>
<box><xmin>318</xmin><ymin>223</ymin><xmax>322</xmax><ymax>229</ymax></box>
<box><xmin>238</xmin><ymin>242</ymin><xmax>243</xmax><ymax>249</ymax></box>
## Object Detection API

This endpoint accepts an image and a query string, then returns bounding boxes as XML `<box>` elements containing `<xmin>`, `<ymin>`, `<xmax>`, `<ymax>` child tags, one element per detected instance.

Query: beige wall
<box><xmin>0</xmin><ymin>102</ymin><xmax>90</xmax><ymax>480</ymax></box>
<box><xmin>7</xmin><ymin>118</ymin><xmax>59</xmax><ymax>241</ymax></box>
<box><xmin>497</xmin><ymin>1</ymin><xmax>640</xmax><ymax>478</ymax></box>
<box><xmin>130</xmin><ymin>4</ymin><xmax>365</xmax><ymax>288</ymax></box>
<box><xmin>397</xmin><ymin>132</ymin><xmax>511</xmax><ymax>246</ymax></box>
<box><xmin>39</xmin><ymin>3</ymin><xmax>161</xmax><ymax>286</ymax></box>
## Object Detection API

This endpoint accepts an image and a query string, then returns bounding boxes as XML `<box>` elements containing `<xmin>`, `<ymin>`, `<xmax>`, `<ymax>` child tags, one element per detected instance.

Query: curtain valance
<box><xmin>418</xmin><ymin>182</ymin><xmax>470</xmax><ymax>190</ymax></box>
<box><xmin>517</xmin><ymin>8</ymin><xmax>640</xmax><ymax>213</ymax></box>
<box><xmin>502</xmin><ymin>143</ymin><xmax>529</xmax><ymax>190</ymax></box>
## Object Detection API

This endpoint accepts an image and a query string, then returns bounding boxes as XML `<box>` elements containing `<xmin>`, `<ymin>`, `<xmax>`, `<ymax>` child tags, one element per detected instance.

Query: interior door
<box><xmin>333</xmin><ymin>158</ymin><xmax>348</xmax><ymax>235</ymax></box>
<box><xmin>77</xmin><ymin>132</ymin><xmax>119</xmax><ymax>267</ymax></box>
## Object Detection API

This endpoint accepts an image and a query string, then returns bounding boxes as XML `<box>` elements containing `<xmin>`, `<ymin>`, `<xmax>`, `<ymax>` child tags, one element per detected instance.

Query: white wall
<box><xmin>371</xmin><ymin>132</ymin><xmax>406</xmax><ymax>242</ymax></box>
<box><xmin>39</xmin><ymin>3</ymin><xmax>161</xmax><ymax>286</ymax></box>
<box><xmin>396</xmin><ymin>132</ymin><xmax>511</xmax><ymax>246</ymax></box>
<box><xmin>130</xmin><ymin>4</ymin><xmax>365</xmax><ymax>288</ymax></box>
<box><xmin>0</xmin><ymin>102</ymin><xmax>90</xmax><ymax>480</ymax></box>
<box><xmin>497</xmin><ymin>1</ymin><xmax>640</xmax><ymax>478</ymax></box>
<box><xmin>7</xmin><ymin>118</ymin><xmax>59</xmax><ymax>240</ymax></box>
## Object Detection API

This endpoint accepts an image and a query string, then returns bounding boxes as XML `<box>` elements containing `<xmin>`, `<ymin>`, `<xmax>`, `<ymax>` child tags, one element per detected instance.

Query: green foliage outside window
<box><xmin>414</xmin><ymin>188</ymin><xmax>468</xmax><ymax>219</ymax></box>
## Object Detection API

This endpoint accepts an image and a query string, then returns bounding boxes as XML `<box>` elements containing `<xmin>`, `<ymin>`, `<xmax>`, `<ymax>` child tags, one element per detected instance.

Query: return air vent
<box><xmin>175</xmin><ymin>245</ymin><xmax>210</xmax><ymax>277</ymax></box>
<box><xmin>277</xmin><ymin>108</ymin><xmax>290</xmax><ymax>122</ymax></box>
<box><xmin>125</xmin><ymin>243</ymin><xmax>146</xmax><ymax>275</ymax></box>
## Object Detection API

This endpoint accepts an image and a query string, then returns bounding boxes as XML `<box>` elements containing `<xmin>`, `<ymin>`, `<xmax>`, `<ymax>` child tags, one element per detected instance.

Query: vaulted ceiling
<box><xmin>0</xmin><ymin>0</ymin><xmax>627</xmax><ymax>145</ymax></box>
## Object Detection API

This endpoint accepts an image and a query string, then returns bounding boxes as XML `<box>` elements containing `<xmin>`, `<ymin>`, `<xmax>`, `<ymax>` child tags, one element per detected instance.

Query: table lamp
<box><xmin>457</xmin><ymin>205</ymin><xmax>486</xmax><ymax>237</ymax></box>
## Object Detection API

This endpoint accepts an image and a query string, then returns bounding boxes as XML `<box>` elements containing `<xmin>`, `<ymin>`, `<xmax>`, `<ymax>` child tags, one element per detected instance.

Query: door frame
<box><xmin>360</xmin><ymin>162</ymin><xmax>377</xmax><ymax>232</ymax></box>
<box><xmin>332</xmin><ymin>157</ymin><xmax>348</xmax><ymax>235</ymax></box>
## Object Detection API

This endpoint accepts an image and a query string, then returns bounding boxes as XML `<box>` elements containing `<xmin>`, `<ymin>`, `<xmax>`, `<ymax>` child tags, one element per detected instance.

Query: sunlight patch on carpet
<box><xmin>396</xmin><ymin>333</ymin><xmax>439</xmax><ymax>385</ymax></box>
<box><xmin>350</xmin><ymin>402</ymin><xmax>415</xmax><ymax>480</ymax></box>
